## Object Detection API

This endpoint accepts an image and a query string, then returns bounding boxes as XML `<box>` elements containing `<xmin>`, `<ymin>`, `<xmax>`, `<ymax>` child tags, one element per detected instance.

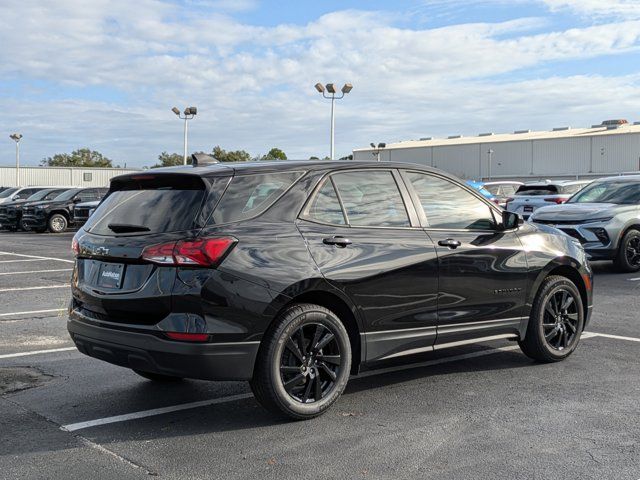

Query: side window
<box><xmin>501</xmin><ymin>185</ymin><xmax>517</xmax><ymax>196</ymax></box>
<box><xmin>77</xmin><ymin>190</ymin><xmax>96</xmax><ymax>202</ymax></box>
<box><xmin>406</xmin><ymin>172</ymin><xmax>496</xmax><ymax>230</ymax></box>
<box><xmin>302</xmin><ymin>178</ymin><xmax>346</xmax><ymax>225</ymax></box>
<box><xmin>331</xmin><ymin>171</ymin><xmax>410</xmax><ymax>227</ymax></box>
<box><xmin>16</xmin><ymin>189</ymin><xmax>37</xmax><ymax>199</ymax></box>
<box><xmin>209</xmin><ymin>172</ymin><xmax>302</xmax><ymax>225</ymax></box>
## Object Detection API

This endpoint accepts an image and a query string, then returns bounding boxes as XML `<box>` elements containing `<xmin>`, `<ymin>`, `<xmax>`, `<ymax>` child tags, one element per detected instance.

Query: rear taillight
<box><xmin>544</xmin><ymin>197</ymin><xmax>566</xmax><ymax>204</ymax></box>
<box><xmin>165</xmin><ymin>332</ymin><xmax>209</xmax><ymax>342</ymax></box>
<box><xmin>71</xmin><ymin>238</ymin><xmax>79</xmax><ymax>257</ymax></box>
<box><xmin>141</xmin><ymin>237</ymin><xmax>236</xmax><ymax>267</ymax></box>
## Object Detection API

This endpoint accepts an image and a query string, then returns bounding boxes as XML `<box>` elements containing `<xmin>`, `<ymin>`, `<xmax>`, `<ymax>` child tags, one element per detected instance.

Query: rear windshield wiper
<box><xmin>107</xmin><ymin>223</ymin><xmax>151</xmax><ymax>233</ymax></box>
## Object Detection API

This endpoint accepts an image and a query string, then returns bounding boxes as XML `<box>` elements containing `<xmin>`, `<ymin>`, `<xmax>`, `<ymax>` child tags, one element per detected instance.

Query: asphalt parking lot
<box><xmin>0</xmin><ymin>232</ymin><xmax>638</xmax><ymax>480</ymax></box>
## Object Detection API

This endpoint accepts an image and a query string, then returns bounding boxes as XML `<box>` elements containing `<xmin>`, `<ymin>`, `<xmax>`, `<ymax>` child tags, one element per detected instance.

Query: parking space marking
<box><xmin>628</xmin><ymin>277</ymin><xmax>640</xmax><ymax>282</ymax></box>
<box><xmin>591</xmin><ymin>332</ymin><xmax>640</xmax><ymax>343</ymax></box>
<box><xmin>0</xmin><ymin>285</ymin><xmax>69</xmax><ymax>293</ymax></box>
<box><xmin>0</xmin><ymin>250</ymin><xmax>73</xmax><ymax>264</ymax></box>
<box><xmin>0</xmin><ymin>258</ymin><xmax>50</xmax><ymax>264</ymax></box>
<box><xmin>61</xmin><ymin>393</ymin><xmax>254</xmax><ymax>432</ymax></box>
<box><xmin>0</xmin><ymin>308</ymin><xmax>66</xmax><ymax>317</ymax></box>
<box><xmin>0</xmin><ymin>347</ymin><xmax>77</xmax><ymax>359</ymax></box>
<box><xmin>0</xmin><ymin>268</ymin><xmax>72</xmax><ymax>276</ymax></box>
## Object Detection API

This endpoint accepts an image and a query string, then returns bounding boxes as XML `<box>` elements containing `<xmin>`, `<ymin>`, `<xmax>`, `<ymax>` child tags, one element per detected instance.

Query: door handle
<box><xmin>438</xmin><ymin>238</ymin><xmax>461</xmax><ymax>249</ymax></box>
<box><xmin>323</xmin><ymin>236</ymin><xmax>352</xmax><ymax>248</ymax></box>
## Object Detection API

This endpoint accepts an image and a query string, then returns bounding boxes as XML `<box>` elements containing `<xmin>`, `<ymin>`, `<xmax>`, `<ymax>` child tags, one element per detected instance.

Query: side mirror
<box><xmin>73</xmin><ymin>197</ymin><xmax>82</xmax><ymax>203</ymax></box>
<box><xmin>500</xmin><ymin>210</ymin><xmax>520</xmax><ymax>230</ymax></box>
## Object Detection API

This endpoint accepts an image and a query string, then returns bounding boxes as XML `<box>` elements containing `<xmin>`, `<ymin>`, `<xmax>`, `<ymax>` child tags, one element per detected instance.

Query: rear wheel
<box><xmin>613</xmin><ymin>228</ymin><xmax>640</xmax><ymax>273</ymax></box>
<box><xmin>132</xmin><ymin>369</ymin><xmax>183</xmax><ymax>382</ymax></box>
<box><xmin>519</xmin><ymin>275</ymin><xmax>584</xmax><ymax>362</ymax></box>
<box><xmin>48</xmin><ymin>214</ymin><xmax>68</xmax><ymax>233</ymax></box>
<box><xmin>250</xmin><ymin>303</ymin><xmax>352</xmax><ymax>420</ymax></box>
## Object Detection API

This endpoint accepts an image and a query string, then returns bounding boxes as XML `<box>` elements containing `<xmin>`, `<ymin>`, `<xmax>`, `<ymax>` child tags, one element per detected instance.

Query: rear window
<box><xmin>515</xmin><ymin>185</ymin><xmax>558</xmax><ymax>196</ymax></box>
<box><xmin>85</xmin><ymin>175</ymin><xmax>206</xmax><ymax>235</ymax></box>
<box><xmin>207</xmin><ymin>172</ymin><xmax>303</xmax><ymax>225</ymax></box>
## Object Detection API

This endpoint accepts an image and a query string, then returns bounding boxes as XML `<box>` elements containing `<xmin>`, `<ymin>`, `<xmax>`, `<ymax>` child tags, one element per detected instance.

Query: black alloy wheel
<box><xmin>279</xmin><ymin>323</ymin><xmax>342</xmax><ymax>404</ymax></box>
<box><xmin>519</xmin><ymin>275</ymin><xmax>584</xmax><ymax>362</ymax></box>
<box><xmin>250</xmin><ymin>303</ymin><xmax>352</xmax><ymax>420</ymax></box>
<box><xmin>541</xmin><ymin>288</ymin><xmax>579</xmax><ymax>351</ymax></box>
<box><xmin>615</xmin><ymin>229</ymin><xmax>640</xmax><ymax>272</ymax></box>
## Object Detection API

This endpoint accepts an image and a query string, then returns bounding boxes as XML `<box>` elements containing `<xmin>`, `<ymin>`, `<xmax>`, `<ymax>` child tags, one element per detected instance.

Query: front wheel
<box><xmin>47</xmin><ymin>214</ymin><xmax>68</xmax><ymax>233</ymax></box>
<box><xmin>250</xmin><ymin>303</ymin><xmax>352</xmax><ymax>420</ymax></box>
<box><xmin>519</xmin><ymin>275</ymin><xmax>584</xmax><ymax>362</ymax></box>
<box><xmin>613</xmin><ymin>228</ymin><xmax>640</xmax><ymax>273</ymax></box>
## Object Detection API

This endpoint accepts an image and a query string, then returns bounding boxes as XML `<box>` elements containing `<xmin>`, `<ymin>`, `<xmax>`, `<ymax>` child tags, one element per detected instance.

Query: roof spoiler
<box><xmin>191</xmin><ymin>153</ymin><xmax>219</xmax><ymax>166</ymax></box>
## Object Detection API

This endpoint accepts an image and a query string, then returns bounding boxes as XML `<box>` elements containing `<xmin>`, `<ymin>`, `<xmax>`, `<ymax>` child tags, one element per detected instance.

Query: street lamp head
<box><xmin>9</xmin><ymin>133</ymin><xmax>22</xmax><ymax>142</ymax></box>
<box><xmin>370</xmin><ymin>143</ymin><xmax>376</xmax><ymax>148</ymax></box>
<box><xmin>314</xmin><ymin>83</ymin><xmax>325</xmax><ymax>93</ymax></box>
<box><xmin>171</xmin><ymin>107</ymin><xmax>180</xmax><ymax>115</ymax></box>
<box><xmin>187</xmin><ymin>106</ymin><xmax>197</xmax><ymax>115</ymax></box>
<box><xmin>341</xmin><ymin>83</ymin><xmax>353</xmax><ymax>94</ymax></box>
<box><xmin>377</xmin><ymin>143</ymin><xmax>386</xmax><ymax>149</ymax></box>
<box><xmin>325</xmin><ymin>83</ymin><xmax>337</xmax><ymax>94</ymax></box>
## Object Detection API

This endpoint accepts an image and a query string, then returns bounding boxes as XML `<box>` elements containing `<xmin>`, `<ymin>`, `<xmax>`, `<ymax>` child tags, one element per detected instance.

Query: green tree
<box><xmin>261</xmin><ymin>147</ymin><xmax>287</xmax><ymax>161</ymax></box>
<box><xmin>212</xmin><ymin>145</ymin><xmax>252</xmax><ymax>162</ymax></box>
<box><xmin>41</xmin><ymin>148</ymin><xmax>113</xmax><ymax>167</ymax></box>
<box><xmin>152</xmin><ymin>151</ymin><xmax>189</xmax><ymax>168</ymax></box>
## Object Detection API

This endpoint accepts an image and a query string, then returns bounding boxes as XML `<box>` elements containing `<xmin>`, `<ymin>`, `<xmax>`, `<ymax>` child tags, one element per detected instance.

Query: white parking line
<box><xmin>0</xmin><ymin>250</ymin><xmax>73</xmax><ymax>264</ymax></box>
<box><xmin>628</xmin><ymin>277</ymin><xmax>640</xmax><ymax>282</ymax></box>
<box><xmin>0</xmin><ymin>258</ymin><xmax>49</xmax><ymax>264</ymax></box>
<box><xmin>0</xmin><ymin>308</ymin><xmax>66</xmax><ymax>317</ymax></box>
<box><xmin>591</xmin><ymin>332</ymin><xmax>640</xmax><ymax>343</ymax></box>
<box><xmin>0</xmin><ymin>269</ymin><xmax>72</xmax><ymax>276</ymax></box>
<box><xmin>0</xmin><ymin>347</ymin><xmax>77</xmax><ymax>359</ymax></box>
<box><xmin>0</xmin><ymin>285</ymin><xmax>69</xmax><ymax>293</ymax></box>
<box><xmin>61</xmin><ymin>394</ymin><xmax>254</xmax><ymax>432</ymax></box>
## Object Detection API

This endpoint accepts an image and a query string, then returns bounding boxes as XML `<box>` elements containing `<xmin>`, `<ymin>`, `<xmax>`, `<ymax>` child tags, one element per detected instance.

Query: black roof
<box><xmin>112</xmin><ymin>160</ymin><xmax>446</xmax><ymax>181</ymax></box>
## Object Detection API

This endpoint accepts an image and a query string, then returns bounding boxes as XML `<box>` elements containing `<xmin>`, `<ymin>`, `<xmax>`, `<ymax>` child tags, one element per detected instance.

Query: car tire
<box><xmin>132</xmin><ymin>369</ymin><xmax>183</xmax><ymax>382</ymax></box>
<box><xmin>47</xmin><ymin>214</ymin><xmax>68</xmax><ymax>233</ymax></box>
<box><xmin>249</xmin><ymin>303</ymin><xmax>352</xmax><ymax>420</ymax></box>
<box><xmin>519</xmin><ymin>275</ymin><xmax>584</xmax><ymax>363</ymax></box>
<box><xmin>613</xmin><ymin>228</ymin><xmax>640</xmax><ymax>273</ymax></box>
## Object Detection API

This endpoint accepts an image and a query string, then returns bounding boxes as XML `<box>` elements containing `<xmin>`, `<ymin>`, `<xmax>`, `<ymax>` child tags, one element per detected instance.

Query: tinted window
<box><xmin>484</xmin><ymin>185</ymin><xmax>500</xmax><ymax>195</ymax></box>
<box><xmin>54</xmin><ymin>189</ymin><xmax>81</xmax><ymax>201</ymax></box>
<box><xmin>569</xmin><ymin>181</ymin><xmax>640</xmax><ymax>204</ymax></box>
<box><xmin>0</xmin><ymin>188</ymin><xmax>18</xmax><ymax>199</ymax></box>
<box><xmin>515</xmin><ymin>185</ymin><xmax>558</xmax><ymax>196</ymax></box>
<box><xmin>500</xmin><ymin>185</ymin><xmax>517</xmax><ymax>196</ymax></box>
<box><xmin>560</xmin><ymin>183</ymin><xmax>587</xmax><ymax>195</ymax></box>
<box><xmin>209</xmin><ymin>172</ymin><xmax>302</xmax><ymax>225</ymax></box>
<box><xmin>303</xmin><ymin>178</ymin><xmax>346</xmax><ymax>225</ymax></box>
<box><xmin>331</xmin><ymin>171</ymin><xmax>409</xmax><ymax>227</ymax></box>
<box><xmin>15</xmin><ymin>188</ymin><xmax>40</xmax><ymax>200</ymax></box>
<box><xmin>406</xmin><ymin>172</ymin><xmax>496</xmax><ymax>230</ymax></box>
<box><xmin>85</xmin><ymin>176</ymin><xmax>205</xmax><ymax>235</ymax></box>
<box><xmin>76</xmin><ymin>189</ymin><xmax>97</xmax><ymax>202</ymax></box>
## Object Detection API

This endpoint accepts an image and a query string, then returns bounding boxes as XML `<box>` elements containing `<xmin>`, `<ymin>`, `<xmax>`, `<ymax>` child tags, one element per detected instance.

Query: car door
<box><xmin>297</xmin><ymin>169</ymin><xmax>439</xmax><ymax>362</ymax></box>
<box><xmin>401</xmin><ymin>170</ymin><xmax>529</xmax><ymax>348</ymax></box>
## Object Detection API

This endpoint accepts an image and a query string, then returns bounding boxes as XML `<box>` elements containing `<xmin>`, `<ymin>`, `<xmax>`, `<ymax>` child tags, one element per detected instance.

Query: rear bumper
<box><xmin>585</xmin><ymin>248</ymin><xmax>617</xmax><ymax>261</ymax></box>
<box><xmin>67</xmin><ymin>314</ymin><xmax>259</xmax><ymax>381</ymax></box>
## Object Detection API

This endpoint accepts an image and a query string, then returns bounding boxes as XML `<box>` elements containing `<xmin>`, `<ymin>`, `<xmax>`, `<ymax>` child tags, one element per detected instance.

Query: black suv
<box><xmin>22</xmin><ymin>187</ymin><xmax>107</xmax><ymax>233</ymax></box>
<box><xmin>69</xmin><ymin>161</ymin><xmax>593</xmax><ymax>419</ymax></box>
<box><xmin>0</xmin><ymin>188</ymin><xmax>71</xmax><ymax>231</ymax></box>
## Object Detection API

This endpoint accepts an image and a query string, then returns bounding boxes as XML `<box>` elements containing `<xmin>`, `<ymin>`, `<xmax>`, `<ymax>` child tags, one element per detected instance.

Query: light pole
<box><xmin>172</xmin><ymin>106</ymin><xmax>197</xmax><ymax>165</ymax></box>
<box><xmin>487</xmin><ymin>148</ymin><xmax>494</xmax><ymax>180</ymax></box>
<box><xmin>9</xmin><ymin>133</ymin><xmax>22</xmax><ymax>186</ymax></box>
<box><xmin>370</xmin><ymin>142</ymin><xmax>386</xmax><ymax>162</ymax></box>
<box><xmin>314</xmin><ymin>83</ymin><xmax>352</xmax><ymax>160</ymax></box>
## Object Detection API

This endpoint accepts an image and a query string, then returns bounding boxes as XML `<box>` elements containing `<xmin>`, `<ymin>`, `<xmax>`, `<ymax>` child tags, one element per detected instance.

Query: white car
<box><xmin>0</xmin><ymin>187</ymin><xmax>54</xmax><ymax>205</ymax></box>
<box><xmin>506</xmin><ymin>180</ymin><xmax>591</xmax><ymax>220</ymax></box>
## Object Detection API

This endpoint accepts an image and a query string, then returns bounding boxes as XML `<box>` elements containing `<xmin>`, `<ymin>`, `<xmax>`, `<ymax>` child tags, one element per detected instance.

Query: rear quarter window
<box><xmin>207</xmin><ymin>172</ymin><xmax>303</xmax><ymax>225</ymax></box>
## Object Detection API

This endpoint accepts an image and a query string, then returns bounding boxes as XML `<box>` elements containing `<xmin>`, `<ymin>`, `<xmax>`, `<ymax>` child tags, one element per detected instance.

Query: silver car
<box><xmin>506</xmin><ymin>180</ymin><xmax>591</xmax><ymax>220</ymax></box>
<box><xmin>530</xmin><ymin>175</ymin><xmax>640</xmax><ymax>271</ymax></box>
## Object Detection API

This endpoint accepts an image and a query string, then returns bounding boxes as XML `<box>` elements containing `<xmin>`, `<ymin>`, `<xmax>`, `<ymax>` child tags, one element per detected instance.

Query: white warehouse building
<box><xmin>0</xmin><ymin>166</ymin><xmax>140</xmax><ymax>188</ymax></box>
<box><xmin>352</xmin><ymin>120</ymin><xmax>640</xmax><ymax>180</ymax></box>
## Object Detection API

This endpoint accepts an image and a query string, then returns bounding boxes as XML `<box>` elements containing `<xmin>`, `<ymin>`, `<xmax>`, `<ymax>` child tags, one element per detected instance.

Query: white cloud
<box><xmin>542</xmin><ymin>0</ymin><xmax>640</xmax><ymax>19</ymax></box>
<box><xmin>1</xmin><ymin>0</ymin><xmax>640</xmax><ymax>165</ymax></box>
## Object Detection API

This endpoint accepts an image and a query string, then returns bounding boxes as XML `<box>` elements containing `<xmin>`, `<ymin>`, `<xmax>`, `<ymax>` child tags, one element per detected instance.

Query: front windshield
<box><xmin>568</xmin><ymin>181</ymin><xmax>640</xmax><ymax>204</ymax></box>
<box><xmin>26</xmin><ymin>189</ymin><xmax>56</xmax><ymax>202</ymax></box>
<box><xmin>53</xmin><ymin>189</ymin><xmax>80</xmax><ymax>201</ymax></box>
<box><xmin>0</xmin><ymin>188</ymin><xmax>18</xmax><ymax>199</ymax></box>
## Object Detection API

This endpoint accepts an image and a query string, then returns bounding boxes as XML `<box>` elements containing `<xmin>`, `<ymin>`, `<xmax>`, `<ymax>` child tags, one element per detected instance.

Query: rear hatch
<box><xmin>72</xmin><ymin>172</ymin><xmax>230</xmax><ymax>326</ymax></box>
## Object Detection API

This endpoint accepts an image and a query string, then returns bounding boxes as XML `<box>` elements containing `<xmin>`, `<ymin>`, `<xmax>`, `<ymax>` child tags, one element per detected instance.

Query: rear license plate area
<box><xmin>97</xmin><ymin>262</ymin><xmax>125</xmax><ymax>289</ymax></box>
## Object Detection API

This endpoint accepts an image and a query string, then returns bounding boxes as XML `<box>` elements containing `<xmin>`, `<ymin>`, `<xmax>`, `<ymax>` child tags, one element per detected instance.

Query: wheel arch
<box><xmin>49</xmin><ymin>209</ymin><xmax>71</xmax><ymax>221</ymax></box>
<box><xmin>616</xmin><ymin>223</ymin><xmax>640</xmax><ymax>247</ymax></box>
<box><xmin>269</xmin><ymin>286</ymin><xmax>364</xmax><ymax>374</ymax></box>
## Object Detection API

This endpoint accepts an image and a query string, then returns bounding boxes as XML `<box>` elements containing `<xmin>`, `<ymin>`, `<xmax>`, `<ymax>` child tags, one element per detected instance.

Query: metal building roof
<box><xmin>353</xmin><ymin>122</ymin><xmax>640</xmax><ymax>151</ymax></box>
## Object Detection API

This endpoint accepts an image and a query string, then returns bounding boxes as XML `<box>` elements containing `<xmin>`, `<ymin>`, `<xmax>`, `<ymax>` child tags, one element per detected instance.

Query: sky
<box><xmin>1</xmin><ymin>0</ymin><xmax>640</xmax><ymax>168</ymax></box>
